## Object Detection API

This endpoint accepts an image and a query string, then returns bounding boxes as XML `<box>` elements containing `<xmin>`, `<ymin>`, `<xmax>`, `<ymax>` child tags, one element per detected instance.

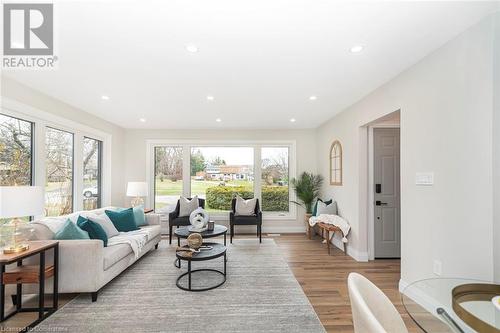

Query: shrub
<box><xmin>205</xmin><ymin>185</ymin><xmax>289</xmax><ymax>211</ymax></box>
<box><xmin>262</xmin><ymin>186</ymin><xmax>289</xmax><ymax>211</ymax></box>
<box><xmin>206</xmin><ymin>186</ymin><xmax>253</xmax><ymax>210</ymax></box>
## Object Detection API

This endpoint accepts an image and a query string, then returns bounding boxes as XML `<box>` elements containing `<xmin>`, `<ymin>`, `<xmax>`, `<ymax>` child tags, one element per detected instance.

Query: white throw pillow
<box><xmin>86</xmin><ymin>213</ymin><xmax>120</xmax><ymax>238</ymax></box>
<box><xmin>316</xmin><ymin>200</ymin><xmax>337</xmax><ymax>215</ymax></box>
<box><xmin>179</xmin><ymin>196</ymin><xmax>199</xmax><ymax>217</ymax></box>
<box><xmin>235</xmin><ymin>196</ymin><xmax>257</xmax><ymax>216</ymax></box>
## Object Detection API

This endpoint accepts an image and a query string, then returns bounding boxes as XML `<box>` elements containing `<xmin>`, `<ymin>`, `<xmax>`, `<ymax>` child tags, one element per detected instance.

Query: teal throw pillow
<box><xmin>54</xmin><ymin>219</ymin><xmax>89</xmax><ymax>240</ymax></box>
<box><xmin>105</xmin><ymin>208</ymin><xmax>139</xmax><ymax>232</ymax></box>
<box><xmin>114</xmin><ymin>206</ymin><xmax>146</xmax><ymax>226</ymax></box>
<box><xmin>77</xmin><ymin>216</ymin><xmax>108</xmax><ymax>247</ymax></box>
<box><xmin>313</xmin><ymin>199</ymin><xmax>333</xmax><ymax>216</ymax></box>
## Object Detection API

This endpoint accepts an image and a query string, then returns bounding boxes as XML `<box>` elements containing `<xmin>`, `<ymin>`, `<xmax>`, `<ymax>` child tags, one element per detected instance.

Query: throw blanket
<box><xmin>309</xmin><ymin>214</ymin><xmax>351</xmax><ymax>243</ymax></box>
<box><xmin>107</xmin><ymin>228</ymin><xmax>154</xmax><ymax>259</ymax></box>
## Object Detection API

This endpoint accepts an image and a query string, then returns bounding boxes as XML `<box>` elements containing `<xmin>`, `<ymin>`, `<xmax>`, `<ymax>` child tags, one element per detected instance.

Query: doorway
<box><xmin>373</xmin><ymin>128</ymin><xmax>401</xmax><ymax>258</ymax></box>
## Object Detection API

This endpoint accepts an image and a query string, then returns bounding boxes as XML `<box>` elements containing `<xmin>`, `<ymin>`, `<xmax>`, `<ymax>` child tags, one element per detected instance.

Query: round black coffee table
<box><xmin>174</xmin><ymin>225</ymin><xmax>228</xmax><ymax>246</ymax></box>
<box><xmin>175</xmin><ymin>242</ymin><xmax>226</xmax><ymax>292</ymax></box>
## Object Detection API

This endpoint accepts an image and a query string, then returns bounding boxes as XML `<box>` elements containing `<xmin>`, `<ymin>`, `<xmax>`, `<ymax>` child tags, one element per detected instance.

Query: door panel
<box><xmin>374</xmin><ymin>128</ymin><xmax>401</xmax><ymax>258</ymax></box>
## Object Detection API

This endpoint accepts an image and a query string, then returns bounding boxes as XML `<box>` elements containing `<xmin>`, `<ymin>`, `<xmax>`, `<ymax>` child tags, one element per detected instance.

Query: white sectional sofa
<box><xmin>6</xmin><ymin>207</ymin><xmax>161</xmax><ymax>302</ymax></box>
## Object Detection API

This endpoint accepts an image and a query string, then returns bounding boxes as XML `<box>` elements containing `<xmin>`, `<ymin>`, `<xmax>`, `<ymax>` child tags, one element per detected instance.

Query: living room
<box><xmin>1</xmin><ymin>1</ymin><xmax>500</xmax><ymax>332</ymax></box>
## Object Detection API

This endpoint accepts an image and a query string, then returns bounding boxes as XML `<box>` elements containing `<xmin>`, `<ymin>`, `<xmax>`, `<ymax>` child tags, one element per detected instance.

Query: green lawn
<box><xmin>154</xmin><ymin>178</ymin><xmax>253</xmax><ymax>196</ymax></box>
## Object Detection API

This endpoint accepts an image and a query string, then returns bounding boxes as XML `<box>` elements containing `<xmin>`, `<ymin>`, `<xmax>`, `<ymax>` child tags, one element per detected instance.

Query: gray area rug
<box><xmin>37</xmin><ymin>239</ymin><xmax>325</xmax><ymax>332</ymax></box>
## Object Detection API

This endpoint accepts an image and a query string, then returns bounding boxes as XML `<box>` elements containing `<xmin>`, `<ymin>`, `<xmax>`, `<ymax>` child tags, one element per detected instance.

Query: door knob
<box><xmin>375</xmin><ymin>201</ymin><xmax>388</xmax><ymax>206</ymax></box>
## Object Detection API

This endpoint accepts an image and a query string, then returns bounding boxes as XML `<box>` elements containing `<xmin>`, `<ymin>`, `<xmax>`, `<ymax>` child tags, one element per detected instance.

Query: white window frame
<box><xmin>146</xmin><ymin>139</ymin><xmax>296</xmax><ymax>220</ymax></box>
<box><xmin>1</xmin><ymin>98</ymin><xmax>112</xmax><ymax>218</ymax></box>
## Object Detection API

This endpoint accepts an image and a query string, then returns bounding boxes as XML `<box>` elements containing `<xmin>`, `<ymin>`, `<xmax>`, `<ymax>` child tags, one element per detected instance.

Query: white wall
<box><xmin>316</xmin><ymin>16</ymin><xmax>496</xmax><ymax>282</ymax></box>
<box><xmin>493</xmin><ymin>11</ymin><xmax>500</xmax><ymax>283</ymax></box>
<box><xmin>124</xmin><ymin>128</ymin><xmax>317</xmax><ymax>233</ymax></box>
<box><xmin>0</xmin><ymin>76</ymin><xmax>127</xmax><ymax>207</ymax></box>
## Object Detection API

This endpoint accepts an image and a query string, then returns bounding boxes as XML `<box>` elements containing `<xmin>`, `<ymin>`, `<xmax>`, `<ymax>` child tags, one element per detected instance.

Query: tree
<box><xmin>155</xmin><ymin>147</ymin><xmax>183</xmax><ymax>181</ymax></box>
<box><xmin>212</xmin><ymin>156</ymin><xmax>226</xmax><ymax>165</ymax></box>
<box><xmin>190</xmin><ymin>149</ymin><xmax>206</xmax><ymax>176</ymax></box>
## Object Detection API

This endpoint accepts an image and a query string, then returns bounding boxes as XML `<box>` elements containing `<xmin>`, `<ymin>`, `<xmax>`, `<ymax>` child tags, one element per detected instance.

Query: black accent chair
<box><xmin>230</xmin><ymin>198</ymin><xmax>262</xmax><ymax>243</ymax></box>
<box><xmin>168</xmin><ymin>198</ymin><xmax>206</xmax><ymax>244</ymax></box>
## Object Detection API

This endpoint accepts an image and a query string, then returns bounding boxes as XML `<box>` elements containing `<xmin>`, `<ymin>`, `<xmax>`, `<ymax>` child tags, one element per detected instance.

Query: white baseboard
<box><xmin>331</xmin><ymin>236</ymin><xmax>369</xmax><ymax>262</ymax></box>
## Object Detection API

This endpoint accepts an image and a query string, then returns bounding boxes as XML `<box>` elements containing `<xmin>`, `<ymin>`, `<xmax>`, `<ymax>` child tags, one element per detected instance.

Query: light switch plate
<box><xmin>416</xmin><ymin>172</ymin><xmax>434</xmax><ymax>185</ymax></box>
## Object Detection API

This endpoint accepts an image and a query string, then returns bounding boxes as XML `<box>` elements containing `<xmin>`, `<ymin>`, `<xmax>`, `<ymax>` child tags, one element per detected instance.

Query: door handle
<box><xmin>375</xmin><ymin>201</ymin><xmax>388</xmax><ymax>206</ymax></box>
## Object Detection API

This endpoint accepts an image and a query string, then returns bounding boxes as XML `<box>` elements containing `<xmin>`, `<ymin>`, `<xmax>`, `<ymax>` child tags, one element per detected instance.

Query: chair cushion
<box><xmin>103</xmin><ymin>244</ymin><xmax>132</xmax><ymax>270</ymax></box>
<box><xmin>233</xmin><ymin>215</ymin><xmax>260</xmax><ymax>225</ymax></box>
<box><xmin>179</xmin><ymin>196</ymin><xmax>199</xmax><ymax>217</ymax></box>
<box><xmin>170</xmin><ymin>216</ymin><xmax>190</xmax><ymax>226</ymax></box>
<box><xmin>235</xmin><ymin>196</ymin><xmax>257</xmax><ymax>216</ymax></box>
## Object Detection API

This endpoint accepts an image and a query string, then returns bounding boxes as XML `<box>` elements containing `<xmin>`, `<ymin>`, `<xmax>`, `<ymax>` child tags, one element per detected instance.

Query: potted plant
<box><xmin>291</xmin><ymin>172</ymin><xmax>324</xmax><ymax>214</ymax></box>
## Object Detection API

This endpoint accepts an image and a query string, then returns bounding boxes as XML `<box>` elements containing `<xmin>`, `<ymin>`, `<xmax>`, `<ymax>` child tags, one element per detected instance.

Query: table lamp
<box><xmin>0</xmin><ymin>186</ymin><xmax>44</xmax><ymax>254</ymax></box>
<box><xmin>126</xmin><ymin>182</ymin><xmax>148</xmax><ymax>207</ymax></box>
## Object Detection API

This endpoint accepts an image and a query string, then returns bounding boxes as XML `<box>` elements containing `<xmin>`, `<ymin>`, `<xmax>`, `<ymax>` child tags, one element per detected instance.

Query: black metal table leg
<box><xmin>224</xmin><ymin>253</ymin><xmax>226</xmax><ymax>275</ymax></box>
<box><xmin>38</xmin><ymin>251</ymin><xmax>45</xmax><ymax>319</ymax></box>
<box><xmin>53</xmin><ymin>244</ymin><xmax>59</xmax><ymax>309</ymax></box>
<box><xmin>224</xmin><ymin>232</ymin><xmax>226</xmax><ymax>246</ymax></box>
<box><xmin>177</xmin><ymin>236</ymin><xmax>180</xmax><ymax>247</ymax></box>
<box><xmin>188</xmin><ymin>261</ymin><xmax>191</xmax><ymax>290</ymax></box>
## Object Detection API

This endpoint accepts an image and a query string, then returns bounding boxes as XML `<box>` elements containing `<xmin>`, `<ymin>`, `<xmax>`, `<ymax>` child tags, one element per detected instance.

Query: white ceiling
<box><xmin>3</xmin><ymin>1</ymin><xmax>499</xmax><ymax>129</ymax></box>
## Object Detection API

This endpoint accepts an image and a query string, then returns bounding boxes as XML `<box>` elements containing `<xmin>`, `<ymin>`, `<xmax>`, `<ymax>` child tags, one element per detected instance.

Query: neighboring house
<box><xmin>199</xmin><ymin>164</ymin><xmax>253</xmax><ymax>181</ymax></box>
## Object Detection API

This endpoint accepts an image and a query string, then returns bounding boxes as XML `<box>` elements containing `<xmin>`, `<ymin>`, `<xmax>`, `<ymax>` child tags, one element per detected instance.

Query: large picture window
<box><xmin>83</xmin><ymin>137</ymin><xmax>102</xmax><ymax>210</ymax></box>
<box><xmin>261</xmin><ymin>147</ymin><xmax>289</xmax><ymax>212</ymax></box>
<box><xmin>190</xmin><ymin>147</ymin><xmax>254</xmax><ymax>212</ymax></box>
<box><xmin>154</xmin><ymin>146</ymin><xmax>183</xmax><ymax>213</ymax></box>
<box><xmin>45</xmin><ymin>127</ymin><xmax>74</xmax><ymax>216</ymax></box>
<box><xmin>148</xmin><ymin>141</ymin><xmax>295</xmax><ymax>219</ymax></box>
<box><xmin>0</xmin><ymin>114</ymin><xmax>33</xmax><ymax>186</ymax></box>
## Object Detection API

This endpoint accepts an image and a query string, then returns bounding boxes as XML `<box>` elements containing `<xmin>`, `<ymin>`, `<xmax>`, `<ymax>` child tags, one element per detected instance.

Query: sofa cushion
<box><xmin>139</xmin><ymin>224</ymin><xmax>161</xmax><ymax>239</ymax></box>
<box><xmin>29</xmin><ymin>222</ymin><xmax>55</xmax><ymax>240</ymax></box>
<box><xmin>55</xmin><ymin>219</ymin><xmax>90</xmax><ymax>240</ymax></box>
<box><xmin>77</xmin><ymin>216</ymin><xmax>108</xmax><ymax>247</ymax></box>
<box><xmin>86</xmin><ymin>213</ymin><xmax>119</xmax><ymax>238</ymax></box>
<box><xmin>105</xmin><ymin>208</ymin><xmax>139</xmax><ymax>232</ymax></box>
<box><xmin>103</xmin><ymin>244</ymin><xmax>132</xmax><ymax>270</ymax></box>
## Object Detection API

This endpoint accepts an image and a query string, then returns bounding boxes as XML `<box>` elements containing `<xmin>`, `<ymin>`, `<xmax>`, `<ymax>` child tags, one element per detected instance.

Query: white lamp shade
<box><xmin>0</xmin><ymin>186</ymin><xmax>44</xmax><ymax>218</ymax></box>
<box><xmin>126</xmin><ymin>182</ymin><xmax>148</xmax><ymax>197</ymax></box>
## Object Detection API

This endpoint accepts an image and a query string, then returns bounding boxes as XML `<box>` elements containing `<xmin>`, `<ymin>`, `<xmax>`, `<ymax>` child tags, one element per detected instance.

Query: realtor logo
<box><xmin>3</xmin><ymin>3</ymin><xmax>53</xmax><ymax>55</ymax></box>
<box><xmin>2</xmin><ymin>3</ymin><xmax>57</xmax><ymax>68</ymax></box>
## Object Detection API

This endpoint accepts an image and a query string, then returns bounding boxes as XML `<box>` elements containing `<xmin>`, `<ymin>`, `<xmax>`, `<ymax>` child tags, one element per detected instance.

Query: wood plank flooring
<box><xmin>273</xmin><ymin>233</ymin><xmax>422</xmax><ymax>333</ymax></box>
<box><xmin>2</xmin><ymin>234</ymin><xmax>423</xmax><ymax>332</ymax></box>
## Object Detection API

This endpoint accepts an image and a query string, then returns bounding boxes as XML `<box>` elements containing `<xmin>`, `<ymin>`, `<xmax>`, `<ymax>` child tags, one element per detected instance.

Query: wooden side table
<box><xmin>0</xmin><ymin>240</ymin><xmax>59</xmax><ymax>329</ymax></box>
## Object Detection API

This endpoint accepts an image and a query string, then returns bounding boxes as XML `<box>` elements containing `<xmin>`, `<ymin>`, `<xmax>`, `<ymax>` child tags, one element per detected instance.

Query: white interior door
<box><xmin>374</xmin><ymin>128</ymin><xmax>401</xmax><ymax>258</ymax></box>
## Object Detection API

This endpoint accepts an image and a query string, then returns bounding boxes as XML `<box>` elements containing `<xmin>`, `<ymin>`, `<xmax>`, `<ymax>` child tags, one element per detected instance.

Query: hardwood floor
<box><xmin>2</xmin><ymin>234</ymin><xmax>423</xmax><ymax>332</ymax></box>
<box><xmin>273</xmin><ymin>233</ymin><xmax>422</xmax><ymax>333</ymax></box>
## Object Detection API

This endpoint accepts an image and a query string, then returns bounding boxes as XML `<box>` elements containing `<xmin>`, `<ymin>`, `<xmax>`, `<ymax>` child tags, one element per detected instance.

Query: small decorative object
<box><xmin>126</xmin><ymin>181</ymin><xmax>148</xmax><ymax>207</ymax></box>
<box><xmin>188</xmin><ymin>207</ymin><xmax>209</xmax><ymax>232</ymax></box>
<box><xmin>492</xmin><ymin>295</ymin><xmax>500</xmax><ymax>311</ymax></box>
<box><xmin>0</xmin><ymin>186</ymin><xmax>43</xmax><ymax>254</ymax></box>
<box><xmin>207</xmin><ymin>220</ymin><xmax>215</xmax><ymax>231</ymax></box>
<box><xmin>187</xmin><ymin>233</ymin><xmax>203</xmax><ymax>250</ymax></box>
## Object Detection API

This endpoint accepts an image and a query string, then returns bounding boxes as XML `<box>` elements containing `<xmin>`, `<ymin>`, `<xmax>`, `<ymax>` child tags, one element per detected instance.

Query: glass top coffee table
<box><xmin>174</xmin><ymin>224</ymin><xmax>228</xmax><ymax>246</ymax></box>
<box><xmin>175</xmin><ymin>242</ymin><xmax>227</xmax><ymax>292</ymax></box>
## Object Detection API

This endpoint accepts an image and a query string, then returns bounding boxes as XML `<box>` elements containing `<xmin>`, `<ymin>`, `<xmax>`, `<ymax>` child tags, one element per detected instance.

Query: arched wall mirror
<box><xmin>330</xmin><ymin>140</ymin><xmax>343</xmax><ymax>186</ymax></box>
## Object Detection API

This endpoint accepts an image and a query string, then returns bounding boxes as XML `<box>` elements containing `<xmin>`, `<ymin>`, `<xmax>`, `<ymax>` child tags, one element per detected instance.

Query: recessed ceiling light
<box><xmin>186</xmin><ymin>44</ymin><xmax>198</xmax><ymax>53</ymax></box>
<box><xmin>206</xmin><ymin>95</ymin><xmax>214</xmax><ymax>101</ymax></box>
<box><xmin>139</xmin><ymin>118</ymin><xmax>146</xmax><ymax>123</ymax></box>
<box><xmin>101</xmin><ymin>95</ymin><xmax>110</xmax><ymax>100</ymax></box>
<box><xmin>215</xmin><ymin>118</ymin><xmax>222</xmax><ymax>123</ymax></box>
<box><xmin>290</xmin><ymin>118</ymin><xmax>296</xmax><ymax>123</ymax></box>
<box><xmin>350</xmin><ymin>45</ymin><xmax>364</xmax><ymax>53</ymax></box>
<box><xmin>309</xmin><ymin>95</ymin><xmax>317</xmax><ymax>101</ymax></box>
